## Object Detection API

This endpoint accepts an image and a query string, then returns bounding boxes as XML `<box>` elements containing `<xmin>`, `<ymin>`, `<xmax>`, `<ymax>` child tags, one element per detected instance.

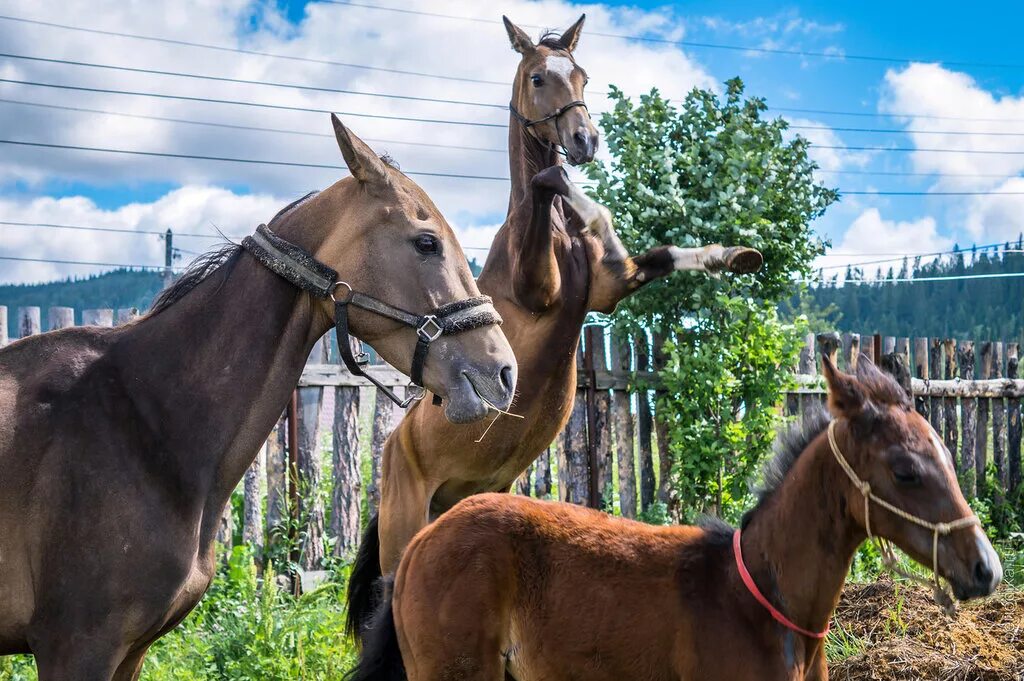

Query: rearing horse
<box><xmin>0</xmin><ymin>117</ymin><xmax>516</xmax><ymax>680</ymax></box>
<box><xmin>347</xmin><ymin>15</ymin><xmax>762</xmax><ymax>637</ymax></box>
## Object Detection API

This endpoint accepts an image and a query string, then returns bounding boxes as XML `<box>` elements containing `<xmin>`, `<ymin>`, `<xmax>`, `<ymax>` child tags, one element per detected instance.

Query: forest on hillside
<box><xmin>793</xmin><ymin>238</ymin><xmax>1024</xmax><ymax>344</ymax></box>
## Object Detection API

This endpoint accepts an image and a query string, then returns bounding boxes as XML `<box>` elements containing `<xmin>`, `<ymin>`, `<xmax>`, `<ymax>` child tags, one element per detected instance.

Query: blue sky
<box><xmin>2</xmin><ymin>0</ymin><xmax>1023</xmax><ymax>284</ymax></box>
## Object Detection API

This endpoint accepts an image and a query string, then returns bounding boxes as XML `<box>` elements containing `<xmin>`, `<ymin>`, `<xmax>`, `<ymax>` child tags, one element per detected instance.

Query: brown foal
<box><xmin>347</xmin><ymin>14</ymin><xmax>763</xmax><ymax>636</ymax></box>
<box><xmin>348</xmin><ymin>356</ymin><xmax>1001</xmax><ymax>681</ymax></box>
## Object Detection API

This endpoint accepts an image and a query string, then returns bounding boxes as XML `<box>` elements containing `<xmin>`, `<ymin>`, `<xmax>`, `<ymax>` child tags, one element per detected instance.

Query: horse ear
<box><xmin>503</xmin><ymin>16</ymin><xmax>535</xmax><ymax>54</ymax></box>
<box><xmin>560</xmin><ymin>14</ymin><xmax>586</xmax><ymax>52</ymax></box>
<box><xmin>822</xmin><ymin>354</ymin><xmax>866</xmax><ymax>418</ymax></box>
<box><xmin>331</xmin><ymin>114</ymin><xmax>388</xmax><ymax>185</ymax></box>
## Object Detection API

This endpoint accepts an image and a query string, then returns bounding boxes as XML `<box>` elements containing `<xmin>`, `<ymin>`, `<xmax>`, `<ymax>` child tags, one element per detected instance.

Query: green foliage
<box><xmin>586</xmin><ymin>79</ymin><xmax>835</xmax><ymax>521</ymax></box>
<box><xmin>824</xmin><ymin>619</ymin><xmax>867</xmax><ymax>663</ymax></box>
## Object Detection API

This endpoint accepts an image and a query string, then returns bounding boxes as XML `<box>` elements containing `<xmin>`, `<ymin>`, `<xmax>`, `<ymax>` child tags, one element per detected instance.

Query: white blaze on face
<box><xmin>545</xmin><ymin>55</ymin><xmax>575</xmax><ymax>83</ymax></box>
<box><xmin>928</xmin><ymin>427</ymin><xmax>955</xmax><ymax>472</ymax></box>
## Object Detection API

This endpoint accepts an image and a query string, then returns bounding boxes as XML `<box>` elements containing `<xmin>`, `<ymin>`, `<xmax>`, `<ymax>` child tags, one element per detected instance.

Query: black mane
<box><xmin>538</xmin><ymin>32</ymin><xmax>570</xmax><ymax>52</ymax></box>
<box><xmin>740</xmin><ymin>405</ymin><xmax>832</xmax><ymax>528</ymax></box>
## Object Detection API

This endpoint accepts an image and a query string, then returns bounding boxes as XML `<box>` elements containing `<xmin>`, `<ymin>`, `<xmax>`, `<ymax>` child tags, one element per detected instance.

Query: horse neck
<box><xmin>117</xmin><ymin>218</ymin><xmax>333</xmax><ymax>519</ymax></box>
<box><xmin>507</xmin><ymin>115</ymin><xmax>562</xmax><ymax>211</ymax></box>
<box><xmin>738</xmin><ymin>433</ymin><xmax>865</xmax><ymax>644</ymax></box>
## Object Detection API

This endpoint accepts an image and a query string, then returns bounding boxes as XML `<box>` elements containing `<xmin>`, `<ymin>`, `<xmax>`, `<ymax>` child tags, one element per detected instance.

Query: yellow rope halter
<box><xmin>826</xmin><ymin>420</ymin><xmax>980</xmax><ymax>615</ymax></box>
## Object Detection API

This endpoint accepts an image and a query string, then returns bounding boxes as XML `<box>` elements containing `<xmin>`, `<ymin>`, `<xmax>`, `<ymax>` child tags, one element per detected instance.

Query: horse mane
<box><xmin>740</xmin><ymin>406</ymin><xmax>832</xmax><ymax>529</ymax></box>
<box><xmin>149</xmin><ymin>191</ymin><xmax>321</xmax><ymax>316</ymax></box>
<box><xmin>538</xmin><ymin>32</ymin><xmax>570</xmax><ymax>52</ymax></box>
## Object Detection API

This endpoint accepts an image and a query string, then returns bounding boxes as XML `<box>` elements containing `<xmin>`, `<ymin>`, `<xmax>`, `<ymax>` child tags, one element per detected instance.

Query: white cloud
<box><xmin>816</xmin><ymin>208</ymin><xmax>953</xmax><ymax>275</ymax></box>
<box><xmin>881</xmin><ymin>63</ymin><xmax>1024</xmax><ymax>190</ymax></box>
<box><xmin>788</xmin><ymin>117</ymin><xmax>873</xmax><ymax>174</ymax></box>
<box><xmin>964</xmin><ymin>177</ymin><xmax>1024</xmax><ymax>244</ymax></box>
<box><xmin>0</xmin><ymin>0</ymin><xmax>723</xmax><ymax>283</ymax></box>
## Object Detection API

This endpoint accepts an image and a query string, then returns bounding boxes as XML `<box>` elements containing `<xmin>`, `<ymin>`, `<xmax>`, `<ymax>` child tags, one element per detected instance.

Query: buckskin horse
<box><xmin>348</xmin><ymin>356</ymin><xmax>1002</xmax><ymax>681</ymax></box>
<box><xmin>0</xmin><ymin>115</ymin><xmax>517</xmax><ymax>680</ymax></box>
<box><xmin>347</xmin><ymin>14</ymin><xmax>763</xmax><ymax>636</ymax></box>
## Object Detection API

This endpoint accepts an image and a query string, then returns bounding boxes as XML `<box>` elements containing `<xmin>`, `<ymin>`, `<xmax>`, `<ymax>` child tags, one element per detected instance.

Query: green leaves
<box><xmin>585</xmin><ymin>81</ymin><xmax>833</xmax><ymax>522</ymax></box>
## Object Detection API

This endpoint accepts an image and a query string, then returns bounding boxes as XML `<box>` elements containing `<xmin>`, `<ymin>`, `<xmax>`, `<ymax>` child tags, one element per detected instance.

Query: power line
<box><xmin>805</xmin><ymin>271</ymin><xmax>1024</xmax><ymax>285</ymax></box>
<box><xmin>0</xmin><ymin>254</ymin><xmax>182</xmax><ymax>270</ymax></box>
<box><xmin>843</xmin><ymin>190</ymin><xmax>1024</xmax><ymax>196</ymax></box>
<box><xmin>790</xmin><ymin>124</ymin><xmax>1024</xmax><ymax>138</ymax></box>
<box><xmin>773</xmin><ymin>106</ymin><xmax>1024</xmax><ymax>124</ymax></box>
<box><xmin>0</xmin><ymin>51</ymin><xmax>508</xmax><ymax>110</ymax></box>
<box><xmin>0</xmin><ymin>139</ymin><xmax>512</xmax><ymax>181</ymax></box>
<box><xmin>323</xmin><ymin>0</ymin><xmax>1024</xmax><ymax>70</ymax></box>
<box><xmin>0</xmin><ymin>98</ymin><xmax>507</xmax><ymax>154</ymax></box>
<box><xmin>0</xmin><ymin>14</ymin><xmax>511</xmax><ymax>87</ymax></box>
<box><xmin>818</xmin><ymin>242</ymin><xmax>1023</xmax><ymax>271</ymax></box>
<box><xmin>0</xmin><ymin>219</ymin><xmax>236</xmax><ymax>239</ymax></box>
<box><xmin>0</xmin><ymin>78</ymin><xmax>507</xmax><ymax>129</ymax></box>
<box><xmin>819</xmin><ymin>144</ymin><xmax>1024</xmax><ymax>156</ymax></box>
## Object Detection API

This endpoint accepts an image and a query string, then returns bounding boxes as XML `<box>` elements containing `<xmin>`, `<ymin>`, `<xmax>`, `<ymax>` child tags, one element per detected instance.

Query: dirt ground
<box><xmin>830</xmin><ymin>579</ymin><xmax>1024</xmax><ymax>681</ymax></box>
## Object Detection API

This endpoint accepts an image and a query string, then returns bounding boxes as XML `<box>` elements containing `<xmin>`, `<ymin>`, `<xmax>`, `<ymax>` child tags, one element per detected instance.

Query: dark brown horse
<box><xmin>347</xmin><ymin>14</ymin><xmax>762</xmax><ymax>635</ymax></box>
<box><xmin>348</xmin><ymin>356</ymin><xmax>1001</xmax><ymax>681</ymax></box>
<box><xmin>0</xmin><ymin>116</ymin><xmax>516</xmax><ymax>680</ymax></box>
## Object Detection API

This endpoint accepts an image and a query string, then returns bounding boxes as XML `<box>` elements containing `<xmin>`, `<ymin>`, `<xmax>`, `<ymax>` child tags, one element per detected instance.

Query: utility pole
<box><xmin>163</xmin><ymin>228</ymin><xmax>173</xmax><ymax>289</ymax></box>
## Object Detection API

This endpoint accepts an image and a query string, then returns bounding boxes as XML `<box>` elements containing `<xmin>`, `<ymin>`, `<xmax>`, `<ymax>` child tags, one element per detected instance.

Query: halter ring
<box><xmin>330</xmin><ymin>281</ymin><xmax>354</xmax><ymax>304</ymax></box>
<box><xmin>417</xmin><ymin>315</ymin><xmax>443</xmax><ymax>342</ymax></box>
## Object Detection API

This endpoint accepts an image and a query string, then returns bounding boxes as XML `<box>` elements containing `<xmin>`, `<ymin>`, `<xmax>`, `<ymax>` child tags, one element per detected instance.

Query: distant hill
<box><xmin>2</xmin><ymin>257</ymin><xmax>487</xmax><ymax>339</ymax></box>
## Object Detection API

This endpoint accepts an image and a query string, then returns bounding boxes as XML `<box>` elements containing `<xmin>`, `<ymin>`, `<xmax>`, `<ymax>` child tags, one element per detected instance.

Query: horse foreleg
<box><xmin>33</xmin><ymin>639</ymin><xmax>124</xmax><ymax>681</ymax></box>
<box><xmin>112</xmin><ymin>643</ymin><xmax>152</xmax><ymax>681</ymax></box>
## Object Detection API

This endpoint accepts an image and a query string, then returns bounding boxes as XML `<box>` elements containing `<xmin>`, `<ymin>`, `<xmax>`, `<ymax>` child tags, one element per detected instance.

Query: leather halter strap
<box><xmin>733</xmin><ymin>530</ymin><xmax>830</xmax><ymax>639</ymax></box>
<box><xmin>241</xmin><ymin>223</ymin><xmax>502</xmax><ymax>409</ymax></box>
<box><xmin>508</xmin><ymin>100</ymin><xmax>588</xmax><ymax>129</ymax></box>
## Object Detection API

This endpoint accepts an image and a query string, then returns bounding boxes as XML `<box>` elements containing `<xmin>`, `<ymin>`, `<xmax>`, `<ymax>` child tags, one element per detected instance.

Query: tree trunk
<box><xmin>611</xmin><ymin>332</ymin><xmax>636</xmax><ymax>519</ymax></box>
<box><xmin>242</xmin><ymin>447</ymin><xmax>264</xmax><ymax>561</ymax></box>
<box><xmin>958</xmin><ymin>341</ymin><xmax>977</xmax><ymax>499</ymax></box>
<box><xmin>296</xmin><ymin>339</ymin><xmax>327</xmax><ymax>570</ymax></box>
<box><xmin>265</xmin><ymin>417</ymin><xmax>288</xmax><ymax>539</ymax></box>
<box><xmin>331</xmin><ymin>385</ymin><xmax>362</xmax><ymax>557</ymax></box>
<box><xmin>943</xmin><ymin>340</ymin><xmax>959</xmax><ymax>466</ymax></box>
<box><xmin>534</xmin><ymin>448</ymin><xmax>552</xmax><ymax>499</ymax></box>
<box><xmin>1007</xmin><ymin>344</ymin><xmax>1021</xmax><ymax>493</ymax></box>
<box><xmin>368</xmin><ymin>385</ymin><xmax>401</xmax><ymax>511</ymax></box>
<box><xmin>636</xmin><ymin>337</ymin><xmax>656</xmax><ymax>512</ymax></box>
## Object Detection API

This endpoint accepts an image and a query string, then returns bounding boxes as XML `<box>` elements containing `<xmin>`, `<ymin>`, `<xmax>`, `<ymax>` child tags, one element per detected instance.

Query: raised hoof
<box><xmin>530</xmin><ymin>165</ymin><xmax>571</xmax><ymax>197</ymax></box>
<box><xmin>723</xmin><ymin>247</ymin><xmax>763</xmax><ymax>274</ymax></box>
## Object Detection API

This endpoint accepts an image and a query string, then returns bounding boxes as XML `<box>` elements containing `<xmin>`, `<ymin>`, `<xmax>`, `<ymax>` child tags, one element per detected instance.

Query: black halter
<box><xmin>242</xmin><ymin>224</ymin><xmax>502</xmax><ymax>409</ymax></box>
<box><xmin>509</xmin><ymin>100</ymin><xmax>588</xmax><ymax>157</ymax></box>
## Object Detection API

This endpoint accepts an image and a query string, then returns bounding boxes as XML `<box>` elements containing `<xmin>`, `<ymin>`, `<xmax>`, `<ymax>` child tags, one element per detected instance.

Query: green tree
<box><xmin>586</xmin><ymin>79</ymin><xmax>836</xmax><ymax>521</ymax></box>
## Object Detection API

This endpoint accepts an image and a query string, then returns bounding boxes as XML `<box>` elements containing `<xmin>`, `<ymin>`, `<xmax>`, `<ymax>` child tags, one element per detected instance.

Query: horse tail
<box><xmin>344</xmin><ymin>576</ymin><xmax>406</xmax><ymax>681</ymax></box>
<box><xmin>346</xmin><ymin>511</ymin><xmax>383</xmax><ymax>641</ymax></box>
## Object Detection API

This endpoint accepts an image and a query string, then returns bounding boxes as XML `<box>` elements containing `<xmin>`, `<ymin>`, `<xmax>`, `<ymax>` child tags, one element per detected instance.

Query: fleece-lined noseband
<box><xmin>242</xmin><ymin>223</ymin><xmax>502</xmax><ymax>408</ymax></box>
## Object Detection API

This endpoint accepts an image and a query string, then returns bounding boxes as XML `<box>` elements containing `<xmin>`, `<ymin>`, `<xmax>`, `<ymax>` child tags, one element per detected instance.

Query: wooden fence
<box><xmin>4</xmin><ymin>304</ymin><xmax>1023</xmax><ymax>568</ymax></box>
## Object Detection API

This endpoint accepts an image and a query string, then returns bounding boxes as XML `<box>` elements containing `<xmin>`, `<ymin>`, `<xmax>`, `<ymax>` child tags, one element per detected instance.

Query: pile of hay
<box><xmin>830</xmin><ymin>579</ymin><xmax>1024</xmax><ymax>681</ymax></box>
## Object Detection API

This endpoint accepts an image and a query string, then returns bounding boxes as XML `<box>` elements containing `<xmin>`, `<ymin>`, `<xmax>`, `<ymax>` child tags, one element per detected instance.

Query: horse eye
<box><xmin>414</xmin><ymin>234</ymin><xmax>440</xmax><ymax>255</ymax></box>
<box><xmin>531</xmin><ymin>74</ymin><xmax>543</xmax><ymax>87</ymax></box>
<box><xmin>892</xmin><ymin>467</ymin><xmax>921</xmax><ymax>486</ymax></box>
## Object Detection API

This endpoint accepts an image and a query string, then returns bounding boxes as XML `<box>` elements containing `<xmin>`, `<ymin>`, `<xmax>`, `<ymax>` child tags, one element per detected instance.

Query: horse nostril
<box><xmin>974</xmin><ymin>558</ymin><xmax>994</xmax><ymax>588</ymax></box>
<box><xmin>573</xmin><ymin>131</ymin><xmax>587</xmax><ymax>147</ymax></box>
<box><xmin>500</xmin><ymin>366</ymin><xmax>514</xmax><ymax>393</ymax></box>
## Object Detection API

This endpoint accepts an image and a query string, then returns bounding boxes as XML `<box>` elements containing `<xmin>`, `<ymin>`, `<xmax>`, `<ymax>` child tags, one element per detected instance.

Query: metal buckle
<box><xmin>405</xmin><ymin>383</ymin><xmax>426</xmax><ymax>403</ymax></box>
<box><xmin>329</xmin><ymin>281</ymin><xmax>353</xmax><ymax>304</ymax></box>
<box><xmin>417</xmin><ymin>315</ymin><xmax>443</xmax><ymax>342</ymax></box>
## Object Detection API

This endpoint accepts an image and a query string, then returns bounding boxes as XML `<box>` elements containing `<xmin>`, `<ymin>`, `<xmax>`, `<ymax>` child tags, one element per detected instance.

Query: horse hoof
<box><xmin>724</xmin><ymin>247</ymin><xmax>763</xmax><ymax>274</ymax></box>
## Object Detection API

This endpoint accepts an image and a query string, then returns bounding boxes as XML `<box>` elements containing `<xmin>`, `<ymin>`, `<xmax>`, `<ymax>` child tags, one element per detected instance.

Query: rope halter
<box><xmin>826</xmin><ymin>420</ymin><xmax>980</xmax><ymax>615</ymax></box>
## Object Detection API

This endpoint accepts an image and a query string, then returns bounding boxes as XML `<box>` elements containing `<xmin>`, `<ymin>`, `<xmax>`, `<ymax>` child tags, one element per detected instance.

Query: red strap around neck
<box><xmin>732</xmin><ymin>530</ymin><xmax>830</xmax><ymax>640</ymax></box>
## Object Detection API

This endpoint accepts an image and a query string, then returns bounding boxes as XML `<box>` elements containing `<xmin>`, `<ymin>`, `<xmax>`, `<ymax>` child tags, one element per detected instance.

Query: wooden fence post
<box><xmin>296</xmin><ymin>339</ymin><xmax>327</xmax><ymax>570</ymax></box>
<box><xmin>18</xmin><ymin>306</ymin><xmax>40</xmax><ymax>338</ymax></box>
<box><xmin>0</xmin><ymin>306</ymin><xmax>7</xmax><ymax>347</ymax></box>
<box><xmin>943</xmin><ymin>339</ymin><xmax>959</xmax><ymax>464</ymax></box>
<box><xmin>977</xmin><ymin>342</ymin><xmax>993</xmax><ymax>493</ymax></box>
<box><xmin>929</xmin><ymin>339</ymin><xmax>944</xmax><ymax>435</ymax></box>
<box><xmin>517</xmin><ymin>467</ymin><xmax>533</xmax><ymax>496</ymax></box>
<box><xmin>82</xmin><ymin>309</ymin><xmax>113</xmax><ymax>327</ymax></box>
<box><xmin>584</xmin><ymin>326</ymin><xmax>613</xmax><ymax>510</ymax></box>
<box><xmin>652</xmin><ymin>333</ymin><xmax>672</xmax><ymax>508</ymax></box>
<box><xmin>534</xmin><ymin>448</ymin><xmax>552</xmax><ymax>499</ymax></box>
<box><xmin>958</xmin><ymin>341</ymin><xmax>977</xmax><ymax>499</ymax></box>
<box><xmin>913</xmin><ymin>337</ymin><xmax>929</xmax><ymax>418</ymax></box>
<box><xmin>841</xmin><ymin>332</ymin><xmax>860</xmax><ymax>371</ymax></box>
<box><xmin>799</xmin><ymin>333</ymin><xmax>817</xmax><ymax>415</ymax></box>
<box><xmin>559</xmin><ymin>341</ymin><xmax>590</xmax><ymax>505</ymax></box>
<box><xmin>1008</xmin><ymin>344</ymin><xmax>1021</xmax><ymax>493</ymax></box>
<box><xmin>48</xmin><ymin>306</ymin><xmax>74</xmax><ymax>330</ymax></box>
<box><xmin>883</xmin><ymin>336</ymin><xmax>896</xmax><ymax>356</ymax></box>
<box><xmin>861</xmin><ymin>332</ymin><xmax>875</xmax><ymax>365</ymax></box>
<box><xmin>635</xmin><ymin>337</ymin><xmax>655</xmax><ymax>511</ymax></box>
<box><xmin>992</xmin><ymin>342</ymin><xmax>1007</xmax><ymax>492</ymax></box>
<box><xmin>368</xmin><ymin>385</ymin><xmax>400</xmax><ymax>511</ymax></box>
<box><xmin>243</xmin><ymin>447</ymin><xmax>263</xmax><ymax>561</ymax></box>
<box><xmin>610</xmin><ymin>331</ymin><xmax>637</xmax><ymax>519</ymax></box>
<box><xmin>115</xmin><ymin>308</ymin><xmax>139</xmax><ymax>325</ymax></box>
<box><xmin>265</xmin><ymin>417</ymin><xmax>288</xmax><ymax>538</ymax></box>
<box><xmin>331</xmin><ymin>380</ymin><xmax>361</xmax><ymax>557</ymax></box>
<box><xmin>216</xmin><ymin>501</ymin><xmax>234</xmax><ymax>559</ymax></box>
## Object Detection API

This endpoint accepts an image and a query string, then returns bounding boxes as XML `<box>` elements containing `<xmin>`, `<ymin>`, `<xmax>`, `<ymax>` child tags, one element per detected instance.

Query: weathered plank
<box><xmin>585</xmin><ymin>326</ymin><xmax>613</xmax><ymax>510</ymax></box>
<box><xmin>1008</xmin><ymin>344</ymin><xmax>1021</xmax><ymax>493</ymax></box>
<box><xmin>242</xmin><ymin>446</ymin><xmax>263</xmax><ymax>560</ymax></box>
<box><xmin>517</xmin><ymin>465</ymin><xmax>533</xmax><ymax>496</ymax></box>
<box><xmin>943</xmin><ymin>339</ymin><xmax>959</xmax><ymax>464</ymax></box>
<box><xmin>534</xmin><ymin>448</ymin><xmax>552</xmax><ymax>499</ymax></box>
<box><xmin>0</xmin><ymin>306</ymin><xmax>7</xmax><ymax>347</ymax></box>
<box><xmin>265</xmin><ymin>417</ymin><xmax>288</xmax><ymax>535</ymax></box>
<box><xmin>913</xmin><ymin>337</ymin><xmax>929</xmax><ymax>418</ymax></box>
<box><xmin>368</xmin><ymin>386</ymin><xmax>401</xmax><ymax>511</ymax></box>
<box><xmin>883</xmin><ymin>336</ymin><xmax>896</xmax><ymax>356</ymax></box>
<box><xmin>82</xmin><ymin>308</ymin><xmax>113</xmax><ymax>327</ymax></box>
<box><xmin>559</xmin><ymin>340</ymin><xmax>590</xmax><ymax>506</ymax></box>
<box><xmin>958</xmin><ymin>341</ymin><xmax>977</xmax><ymax>499</ymax></box>
<box><xmin>842</xmin><ymin>332</ymin><xmax>860</xmax><ymax>371</ymax></box>
<box><xmin>653</xmin><ymin>333</ymin><xmax>672</xmax><ymax>507</ymax></box>
<box><xmin>992</xmin><ymin>342</ymin><xmax>1007</xmax><ymax>492</ymax></box>
<box><xmin>331</xmin><ymin>385</ymin><xmax>361</xmax><ymax>557</ymax></box>
<box><xmin>798</xmin><ymin>333</ymin><xmax>817</xmax><ymax>416</ymax></box>
<box><xmin>977</xmin><ymin>342</ymin><xmax>992</xmax><ymax>492</ymax></box>
<box><xmin>18</xmin><ymin>306</ymin><xmax>40</xmax><ymax>338</ymax></box>
<box><xmin>636</xmin><ymin>338</ymin><xmax>656</xmax><ymax>511</ymax></box>
<box><xmin>928</xmin><ymin>338</ymin><xmax>943</xmax><ymax>435</ymax></box>
<box><xmin>115</xmin><ymin>307</ymin><xmax>139</xmax><ymax>325</ymax></box>
<box><xmin>47</xmin><ymin>306</ymin><xmax>74</xmax><ymax>330</ymax></box>
<box><xmin>610</xmin><ymin>331</ymin><xmax>636</xmax><ymax>519</ymax></box>
<box><xmin>296</xmin><ymin>340</ymin><xmax>327</xmax><ymax>570</ymax></box>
